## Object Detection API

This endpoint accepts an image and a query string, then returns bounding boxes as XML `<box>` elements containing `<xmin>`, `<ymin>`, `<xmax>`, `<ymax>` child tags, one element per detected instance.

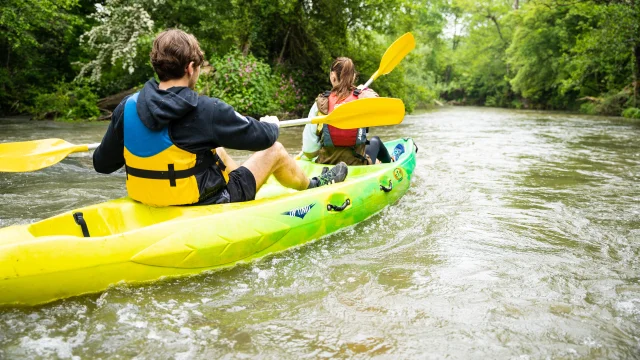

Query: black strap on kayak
<box><xmin>125</xmin><ymin>153</ymin><xmax>216</xmax><ymax>187</ymax></box>
<box><xmin>327</xmin><ymin>198</ymin><xmax>351</xmax><ymax>212</ymax></box>
<box><xmin>73</xmin><ymin>212</ymin><xmax>90</xmax><ymax>237</ymax></box>
<box><xmin>380</xmin><ymin>180</ymin><xmax>393</xmax><ymax>192</ymax></box>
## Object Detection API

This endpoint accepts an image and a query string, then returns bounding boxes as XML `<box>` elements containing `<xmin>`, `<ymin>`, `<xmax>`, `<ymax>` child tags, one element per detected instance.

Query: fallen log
<box><xmin>578</xmin><ymin>96</ymin><xmax>601</xmax><ymax>103</ymax></box>
<box><xmin>97</xmin><ymin>87</ymin><xmax>138</xmax><ymax>111</ymax></box>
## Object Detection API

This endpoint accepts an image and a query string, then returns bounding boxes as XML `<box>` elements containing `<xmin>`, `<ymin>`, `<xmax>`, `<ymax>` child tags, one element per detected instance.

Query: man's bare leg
<box><xmin>215</xmin><ymin>147</ymin><xmax>239</xmax><ymax>172</ymax></box>
<box><xmin>241</xmin><ymin>142</ymin><xmax>310</xmax><ymax>191</ymax></box>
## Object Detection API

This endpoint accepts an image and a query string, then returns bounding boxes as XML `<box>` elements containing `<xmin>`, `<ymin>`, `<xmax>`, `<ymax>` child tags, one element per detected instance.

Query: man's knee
<box><xmin>265</xmin><ymin>142</ymin><xmax>287</xmax><ymax>157</ymax></box>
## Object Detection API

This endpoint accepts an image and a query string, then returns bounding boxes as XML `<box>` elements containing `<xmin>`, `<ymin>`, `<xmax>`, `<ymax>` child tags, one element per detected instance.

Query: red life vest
<box><xmin>322</xmin><ymin>91</ymin><xmax>366</xmax><ymax>147</ymax></box>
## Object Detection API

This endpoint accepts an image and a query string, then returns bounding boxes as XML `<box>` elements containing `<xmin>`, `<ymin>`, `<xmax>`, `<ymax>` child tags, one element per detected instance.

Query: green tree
<box><xmin>0</xmin><ymin>0</ymin><xmax>93</xmax><ymax>113</ymax></box>
<box><xmin>506</xmin><ymin>3</ymin><xmax>578</xmax><ymax>108</ymax></box>
<box><xmin>564</xmin><ymin>1</ymin><xmax>640</xmax><ymax>107</ymax></box>
<box><xmin>453</xmin><ymin>0</ymin><xmax>514</xmax><ymax>105</ymax></box>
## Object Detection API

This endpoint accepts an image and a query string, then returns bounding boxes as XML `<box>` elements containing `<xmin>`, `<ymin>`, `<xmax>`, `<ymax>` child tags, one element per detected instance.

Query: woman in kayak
<box><xmin>301</xmin><ymin>57</ymin><xmax>402</xmax><ymax>165</ymax></box>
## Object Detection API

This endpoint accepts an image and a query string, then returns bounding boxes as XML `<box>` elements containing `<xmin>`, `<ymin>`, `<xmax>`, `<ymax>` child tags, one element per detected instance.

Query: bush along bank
<box><xmin>622</xmin><ymin>107</ymin><xmax>640</xmax><ymax>119</ymax></box>
<box><xmin>196</xmin><ymin>51</ymin><xmax>308</xmax><ymax>119</ymax></box>
<box><xmin>31</xmin><ymin>82</ymin><xmax>101</xmax><ymax>121</ymax></box>
<box><xmin>578</xmin><ymin>86</ymin><xmax>639</xmax><ymax>117</ymax></box>
<box><xmin>28</xmin><ymin>53</ymin><xmax>310</xmax><ymax>122</ymax></box>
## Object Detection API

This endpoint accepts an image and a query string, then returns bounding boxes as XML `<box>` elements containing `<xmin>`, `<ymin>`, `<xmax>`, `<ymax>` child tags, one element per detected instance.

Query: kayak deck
<box><xmin>0</xmin><ymin>138</ymin><xmax>417</xmax><ymax>306</ymax></box>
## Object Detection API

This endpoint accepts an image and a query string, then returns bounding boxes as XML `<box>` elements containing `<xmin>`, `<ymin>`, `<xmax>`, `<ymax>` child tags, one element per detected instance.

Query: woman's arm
<box><xmin>301</xmin><ymin>103</ymin><xmax>321</xmax><ymax>159</ymax></box>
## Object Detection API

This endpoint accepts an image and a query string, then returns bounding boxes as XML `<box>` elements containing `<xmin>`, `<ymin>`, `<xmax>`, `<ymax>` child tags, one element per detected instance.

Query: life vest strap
<box><xmin>125</xmin><ymin>153</ymin><xmax>217</xmax><ymax>187</ymax></box>
<box><xmin>215</xmin><ymin>154</ymin><xmax>230</xmax><ymax>183</ymax></box>
<box><xmin>351</xmin><ymin>147</ymin><xmax>369</xmax><ymax>164</ymax></box>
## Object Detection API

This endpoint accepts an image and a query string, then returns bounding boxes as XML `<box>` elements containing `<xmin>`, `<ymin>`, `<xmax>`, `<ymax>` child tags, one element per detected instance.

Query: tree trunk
<box><xmin>513</xmin><ymin>0</ymin><xmax>519</xmax><ymax>10</ymax></box>
<box><xmin>3</xmin><ymin>45</ymin><xmax>8</xmax><ymax>93</ymax></box>
<box><xmin>278</xmin><ymin>27</ymin><xmax>291</xmax><ymax>64</ymax></box>
<box><xmin>488</xmin><ymin>14</ymin><xmax>507</xmax><ymax>45</ymax></box>
<box><xmin>634</xmin><ymin>43</ymin><xmax>640</xmax><ymax>107</ymax></box>
<box><xmin>444</xmin><ymin>65</ymin><xmax>452</xmax><ymax>83</ymax></box>
<box><xmin>241</xmin><ymin>40</ymin><xmax>251</xmax><ymax>57</ymax></box>
<box><xmin>97</xmin><ymin>87</ymin><xmax>138</xmax><ymax>111</ymax></box>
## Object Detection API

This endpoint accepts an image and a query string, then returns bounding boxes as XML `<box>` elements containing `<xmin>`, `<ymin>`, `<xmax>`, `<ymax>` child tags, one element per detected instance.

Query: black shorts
<box><xmin>225</xmin><ymin>166</ymin><xmax>257</xmax><ymax>203</ymax></box>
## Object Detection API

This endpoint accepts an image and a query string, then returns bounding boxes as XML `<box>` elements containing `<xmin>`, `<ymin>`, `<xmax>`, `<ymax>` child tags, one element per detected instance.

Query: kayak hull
<box><xmin>0</xmin><ymin>139</ymin><xmax>417</xmax><ymax>306</ymax></box>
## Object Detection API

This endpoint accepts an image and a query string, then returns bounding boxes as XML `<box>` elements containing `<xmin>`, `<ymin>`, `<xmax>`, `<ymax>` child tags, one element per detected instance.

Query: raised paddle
<box><xmin>362</xmin><ymin>32</ymin><xmax>416</xmax><ymax>89</ymax></box>
<box><xmin>0</xmin><ymin>97</ymin><xmax>405</xmax><ymax>172</ymax></box>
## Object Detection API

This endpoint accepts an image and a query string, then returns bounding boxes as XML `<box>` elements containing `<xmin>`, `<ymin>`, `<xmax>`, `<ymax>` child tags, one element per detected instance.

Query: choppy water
<box><xmin>1</xmin><ymin>107</ymin><xmax>639</xmax><ymax>359</ymax></box>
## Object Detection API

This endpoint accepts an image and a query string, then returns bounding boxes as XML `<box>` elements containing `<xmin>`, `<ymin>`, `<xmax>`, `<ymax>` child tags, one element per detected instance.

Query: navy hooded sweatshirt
<box><xmin>93</xmin><ymin>79</ymin><xmax>279</xmax><ymax>204</ymax></box>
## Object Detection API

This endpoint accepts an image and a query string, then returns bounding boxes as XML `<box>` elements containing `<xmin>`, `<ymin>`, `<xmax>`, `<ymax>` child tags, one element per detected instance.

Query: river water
<box><xmin>0</xmin><ymin>107</ymin><xmax>639</xmax><ymax>359</ymax></box>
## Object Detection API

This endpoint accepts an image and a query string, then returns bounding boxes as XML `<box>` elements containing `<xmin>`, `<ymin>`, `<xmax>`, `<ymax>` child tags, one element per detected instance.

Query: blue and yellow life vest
<box><xmin>123</xmin><ymin>92</ymin><xmax>227</xmax><ymax>207</ymax></box>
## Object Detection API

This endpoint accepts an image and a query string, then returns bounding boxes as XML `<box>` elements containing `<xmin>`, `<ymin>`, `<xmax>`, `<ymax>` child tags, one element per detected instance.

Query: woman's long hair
<box><xmin>331</xmin><ymin>57</ymin><xmax>357</xmax><ymax>102</ymax></box>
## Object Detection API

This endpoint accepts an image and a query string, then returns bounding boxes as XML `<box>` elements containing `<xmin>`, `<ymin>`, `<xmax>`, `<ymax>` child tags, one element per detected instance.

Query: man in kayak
<box><xmin>301</xmin><ymin>57</ymin><xmax>403</xmax><ymax>165</ymax></box>
<box><xmin>93</xmin><ymin>29</ymin><xmax>347</xmax><ymax>207</ymax></box>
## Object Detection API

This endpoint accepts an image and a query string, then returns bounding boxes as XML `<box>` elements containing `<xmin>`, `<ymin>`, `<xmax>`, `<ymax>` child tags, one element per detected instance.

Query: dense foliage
<box><xmin>444</xmin><ymin>0</ymin><xmax>639</xmax><ymax>114</ymax></box>
<box><xmin>32</xmin><ymin>82</ymin><xmax>100</xmax><ymax>120</ymax></box>
<box><xmin>196</xmin><ymin>51</ymin><xmax>307</xmax><ymax>117</ymax></box>
<box><xmin>0</xmin><ymin>0</ymin><xmax>638</xmax><ymax>119</ymax></box>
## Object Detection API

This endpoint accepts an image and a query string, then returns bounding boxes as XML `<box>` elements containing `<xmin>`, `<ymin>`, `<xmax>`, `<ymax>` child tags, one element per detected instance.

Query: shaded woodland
<box><xmin>1</xmin><ymin>0</ymin><xmax>638</xmax><ymax>120</ymax></box>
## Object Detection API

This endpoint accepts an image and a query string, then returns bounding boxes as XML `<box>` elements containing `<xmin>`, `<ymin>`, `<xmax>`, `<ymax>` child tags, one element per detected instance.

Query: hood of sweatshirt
<box><xmin>136</xmin><ymin>79</ymin><xmax>199</xmax><ymax>130</ymax></box>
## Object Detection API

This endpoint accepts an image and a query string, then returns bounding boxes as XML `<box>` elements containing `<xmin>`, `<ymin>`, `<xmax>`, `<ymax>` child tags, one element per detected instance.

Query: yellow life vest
<box><xmin>123</xmin><ymin>92</ymin><xmax>227</xmax><ymax>207</ymax></box>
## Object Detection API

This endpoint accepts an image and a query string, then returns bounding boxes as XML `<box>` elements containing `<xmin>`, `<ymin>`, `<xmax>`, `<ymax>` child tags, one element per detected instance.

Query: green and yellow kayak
<box><xmin>0</xmin><ymin>138</ymin><xmax>416</xmax><ymax>306</ymax></box>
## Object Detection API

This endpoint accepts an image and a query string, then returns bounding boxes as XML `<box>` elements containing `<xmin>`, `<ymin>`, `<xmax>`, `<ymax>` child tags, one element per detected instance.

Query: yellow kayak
<box><xmin>0</xmin><ymin>138</ymin><xmax>417</xmax><ymax>306</ymax></box>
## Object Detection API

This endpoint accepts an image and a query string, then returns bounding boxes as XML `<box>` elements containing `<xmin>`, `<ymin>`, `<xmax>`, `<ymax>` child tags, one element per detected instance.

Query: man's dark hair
<box><xmin>150</xmin><ymin>29</ymin><xmax>204</xmax><ymax>81</ymax></box>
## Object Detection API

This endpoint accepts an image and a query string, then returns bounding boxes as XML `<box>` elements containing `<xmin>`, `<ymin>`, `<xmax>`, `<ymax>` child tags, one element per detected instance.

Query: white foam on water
<box><xmin>252</xmin><ymin>266</ymin><xmax>275</xmax><ymax>282</ymax></box>
<box><xmin>116</xmin><ymin>304</ymin><xmax>148</xmax><ymax>329</ymax></box>
<box><xmin>615</xmin><ymin>299</ymin><xmax>640</xmax><ymax>316</ymax></box>
<box><xmin>227</xmin><ymin>306</ymin><xmax>247</xmax><ymax>313</ymax></box>
<box><xmin>19</xmin><ymin>330</ymin><xmax>86</xmax><ymax>359</ymax></box>
<box><xmin>19</xmin><ymin>336</ymin><xmax>73</xmax><ymax>359</ymax></box>
<box><xmin>582</xmin><ymin>337</ymin><xmax>602</xmax><ymax>349</ymax></box>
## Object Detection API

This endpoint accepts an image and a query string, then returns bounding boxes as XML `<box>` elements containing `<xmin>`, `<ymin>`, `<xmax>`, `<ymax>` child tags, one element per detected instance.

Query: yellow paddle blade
<box><xmin>0</xmin><ymin>139</ymin><xmax>89</xmax><ymax>172</ymax></box>
<box><xmin>371</xmin><ymin>32</ymin><xmax>416</xmax><ymax>81</ymax></box>
<box><xmin>311</xmin><ymin>97</ymin><xmax>405</xmax><ymax>129</ymax></box>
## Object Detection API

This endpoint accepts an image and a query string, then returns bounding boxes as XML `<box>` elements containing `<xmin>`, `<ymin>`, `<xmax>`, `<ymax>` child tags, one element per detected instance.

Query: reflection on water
<box><xmin>1</xmin><ymin>107</ymin><xmax>639</xmax><ymax>358</ymax></box>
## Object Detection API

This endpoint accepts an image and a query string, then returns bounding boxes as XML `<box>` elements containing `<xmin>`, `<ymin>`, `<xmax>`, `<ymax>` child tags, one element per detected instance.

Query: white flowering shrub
<box><xmin>77</xmin><ymin>0</ymin><xmax>161</xmax><ymax>82</ymax></box>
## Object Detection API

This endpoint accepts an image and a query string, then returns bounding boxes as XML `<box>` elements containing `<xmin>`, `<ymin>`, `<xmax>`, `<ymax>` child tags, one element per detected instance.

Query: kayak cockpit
<box><xmin>27</xmin><ymin>199</ymin><xmax>186</xmax><ymax>238</ymax></box>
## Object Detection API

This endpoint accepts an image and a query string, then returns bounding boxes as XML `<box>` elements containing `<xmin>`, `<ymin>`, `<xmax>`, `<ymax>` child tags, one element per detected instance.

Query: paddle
<box><xmin>280</xmin><ymin>97</ymin><xmax>404</xmax><ymax>129</ymax></box>
<box><xmin>0</xmin><ymin>139</ymin><xmax>100</xmax><ymax>173</ymax></box>
<box><xmin>0</xmin><ymin>97</ymin><xmax>404</xmax><ymax>172</ymax></box>
<box><xmin>361</xmin><ymin>32</ymin><xmax>416</xmax><ymax>89</ymax></box>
